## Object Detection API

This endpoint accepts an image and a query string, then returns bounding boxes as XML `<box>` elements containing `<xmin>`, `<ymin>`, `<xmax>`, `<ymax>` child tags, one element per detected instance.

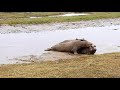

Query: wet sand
<box><xmin>13</xmin><ymin>51</ymin><xmax>82</xmax><ymax>63</ymax></box>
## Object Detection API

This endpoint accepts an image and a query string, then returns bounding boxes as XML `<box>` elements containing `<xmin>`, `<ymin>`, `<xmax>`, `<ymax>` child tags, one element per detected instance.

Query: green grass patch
<box><xmin>0</xmin><ymin>12</ymin><xmax>120</xmax><ymax>25</ymax></box>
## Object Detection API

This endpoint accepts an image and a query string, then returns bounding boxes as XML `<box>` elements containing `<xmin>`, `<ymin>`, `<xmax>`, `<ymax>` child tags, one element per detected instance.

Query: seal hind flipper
<box><xmin>44</xmin><ymin>48</ymin><xmax>52</xmax><ymax>51</ymax></box>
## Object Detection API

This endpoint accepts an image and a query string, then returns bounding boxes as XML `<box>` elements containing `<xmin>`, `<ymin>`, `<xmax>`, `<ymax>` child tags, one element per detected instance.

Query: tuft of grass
<box><xmin>0</xmin><ymin>12</ymin><xmax>120</xmax><ymax>25</ymax></box>
<box><xmin>1</xmin><ymin>52</ymin><xmax>120</xmax><ymax>78</ymax></box>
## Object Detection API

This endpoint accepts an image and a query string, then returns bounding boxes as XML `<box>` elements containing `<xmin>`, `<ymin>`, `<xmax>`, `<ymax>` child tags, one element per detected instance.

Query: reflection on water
<box><xmin>0</xmin><ymin>25</ymin><xmax>120</xmax><ymax>64</ymax></box>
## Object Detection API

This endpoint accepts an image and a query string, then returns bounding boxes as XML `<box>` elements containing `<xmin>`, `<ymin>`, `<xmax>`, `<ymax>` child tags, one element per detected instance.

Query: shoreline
<box><xmin>0</xmin><ymin>18</ymin><xmax>120</xmax><ymax>34</ymax></box>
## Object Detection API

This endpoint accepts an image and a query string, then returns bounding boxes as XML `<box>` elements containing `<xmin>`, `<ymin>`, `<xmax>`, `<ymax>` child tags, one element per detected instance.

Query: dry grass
<box><xmin>0</xmin><ymin>52</ymin><xmax>120</xmax><ymax>78</ymax></box>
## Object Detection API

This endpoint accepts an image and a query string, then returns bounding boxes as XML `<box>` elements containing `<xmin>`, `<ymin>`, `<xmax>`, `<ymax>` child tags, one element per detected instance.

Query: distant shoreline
<box><xmin>0</xmin><ymin>17</ymin><xmax>120</xmax><ymax>34</ymax></box>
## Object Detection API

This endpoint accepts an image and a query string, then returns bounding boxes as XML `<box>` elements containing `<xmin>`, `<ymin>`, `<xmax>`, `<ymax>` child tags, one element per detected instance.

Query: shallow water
<box><xmin>0</xmin><ymin>25</ymin><xmax>120</xmax><ymax>64</ymax></box>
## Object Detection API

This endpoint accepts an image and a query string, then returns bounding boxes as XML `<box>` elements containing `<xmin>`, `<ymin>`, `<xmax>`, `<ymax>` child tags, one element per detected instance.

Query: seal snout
<box><xmin>88</xmin><ymin>44</ymin><xmax>97</xmax><ymax>54</ymax></box>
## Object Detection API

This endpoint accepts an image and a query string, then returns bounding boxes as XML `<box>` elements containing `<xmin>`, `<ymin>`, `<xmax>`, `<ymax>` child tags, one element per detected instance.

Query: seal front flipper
<box><xmin>74</xmin><ymin>51</ymin><xmax>78</xmax><ymax>55</ymax></box>
<box><xmin>72</xmin><ymin>46</ymin><xmax>78</xmax><ymax>55</ymax></box>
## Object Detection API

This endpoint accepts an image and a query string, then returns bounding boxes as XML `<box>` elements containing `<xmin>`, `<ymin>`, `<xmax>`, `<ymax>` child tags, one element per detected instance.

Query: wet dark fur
<box><xmin>77</xmin><ymin>46</ymin><xmax>96</xmax><ymax>55</ymax></box>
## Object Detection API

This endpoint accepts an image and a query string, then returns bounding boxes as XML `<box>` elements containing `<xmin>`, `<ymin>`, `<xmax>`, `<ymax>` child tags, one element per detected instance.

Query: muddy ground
<box><xmin>13</xmin><ymin>51</ymin><xmax>83</xmax><ymax>63</ymax></box>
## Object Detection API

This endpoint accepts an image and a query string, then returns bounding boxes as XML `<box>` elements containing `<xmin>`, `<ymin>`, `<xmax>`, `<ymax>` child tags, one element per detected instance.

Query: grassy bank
<box><xmin>0</xmin><ymin>12</ymin><xmax>120</xmax><ymax>25</ymax></box>
<box><xmin>1</xmin><ymin>52</ymin><xmax>120</xmax><ymax>78</ymax></box>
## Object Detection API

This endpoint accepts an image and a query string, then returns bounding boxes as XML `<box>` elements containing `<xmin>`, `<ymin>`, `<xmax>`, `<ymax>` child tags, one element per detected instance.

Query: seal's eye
<box><xmin>93</xmin><ymin>45</ymin><xmax>96</xmax><ymax>47</ymax></box>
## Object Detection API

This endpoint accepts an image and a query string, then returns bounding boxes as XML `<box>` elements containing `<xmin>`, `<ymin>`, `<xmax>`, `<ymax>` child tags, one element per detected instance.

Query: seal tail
<box><xmin>44</xmin><ymin>48</ymin><xmax>52</xmax><ymax>51</ymax></box>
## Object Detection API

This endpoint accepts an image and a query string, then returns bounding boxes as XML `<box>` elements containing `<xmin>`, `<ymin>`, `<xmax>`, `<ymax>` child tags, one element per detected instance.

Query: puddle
<box><xmin>30</xmin><ymin>17</ymin><xmax>42</xmax><ymax>18</ymax></box>
<box><xmin>48</xmin><ymin>13</ymin><xmax>89</xmax><ymax>17</ymax></box>
<box><xmin>0</xmin><ymin>24</ymin><xmax>120</xmax><ymax>64</ymax></box>
<box><xmin>29</xmin><ymin>13</ymin><xmax>89</xmax><ymax>18</ymax></box>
